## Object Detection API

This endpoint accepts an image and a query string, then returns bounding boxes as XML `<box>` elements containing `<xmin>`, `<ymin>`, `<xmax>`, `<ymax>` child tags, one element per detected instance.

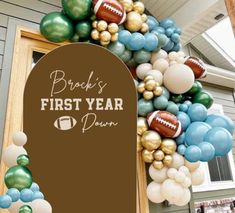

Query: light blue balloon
<box><xmin>7</xmin><ymin>188</ymin><xmax>20</xmax><ymax>202</ymax></box>
<box><xmin>177</xmin><ymin>112</ymin><xmax>191</xmax><ymax>131</ymax></box>
<box><xmin>171</xmin><ymin>33</ymin><xmax>180</xmax><ymax>43</ymax></box>
<box><xmin>160</xmin><ymin>18</ymin><xmax>174</xmax><ymax>29</ymax></box>
<box><xmin>177</xmin><ymin>144</ymin><xmax>187</xmax><ymax>155</ymax></box>
<box><xmin>147</xmin><ymin>16</ymin><xmax>159</xmax><ymax>31</ymax></box>
<box><xmin>157</xmin><ymin>33</ymin><xmax>169</xmax><ymax>48</ymax></box>
<box><xmin>144</xmin><ymin>33</ymin><xmax>158</xmax><ymax>51</ymax></box>
<box><xmin>188</xmin><ymin>103</ymin><xmax>208</xmax><ymax>122</ymax></box>
<box><xmin>204</xmin><ymin>127</ymin><xmax>233</xmax><ymax>156</ymax></box>
<box><xmin>153</xmin><ymin>26</ymin><xmax>165</xmax><ymax>34</ymax></box>
<box><xmin>128</xmin><ymin>32</ymin><xmax>145</xmax><ymax>50</ymax></box>
<box><xmin>165</xmin><ymin>27</ymin><xmax>175</xmax><ymax>37</ymax></box>
<box><xmin>32</xmin><ymin>191</ymin><xmax>44</xmax><ymax>200</ymax></box>
<box><xmin>171</xmin><ymin>43</ymin><xmax>181</xmax><ymax>52</ymax></box>
<box><xmin>166</xmin><ymin>101</ymin><xmax>179</xmax><ymax>115</ymax></box>
<box><xmin>30</xmin><ymin>182</ymin><xmax>40</xmax><ymax>192</ymax></box>
<box><xmin>185</xmin><ymin>122</ymin><xmax>211</xmax><ymax>146</ymax></box>
<box><xmin>176</xmin><ymin>132</ymin><xmax>185</xmax><ymax>145</ymax></box>
<box><xmin>118</xmin><ymin>30</ymin><xmax>132</xmax><ymax>44</ymax></box>
<box><xmin>174</xmin><ymin>27</ymin><xmax>182</xmax><ymax>35</ymax></box>
<box><xmin>205</xmin><ymin>114</ymin><xmax>235</xmax><ymax>135</ymax></box>
<box><xmin>153</xmin><ymin>96</ymin><xmax>168</xmax><ymax>110</ymax></box>
<box><xmin>185</xmin><ymin>145</ymin><xmax>202</xmax><ymax>162</ymax></box>
<box><xmin>198</xmin><ymin>142</ymin><xmax>215</xmax><ymax>162</ymax></box>
<box><xmin>179</xmin><ymin>104</ymin><xmax>189</xmax><ymax>112</ymax></box>
<box><xmin>183</xmin><ymin>100</ymin><xmax>192</xmax><ymax>107</ymax></box>
<box><xmin>20</xmin><ymin>189</ymin><xmax>34</xmax><ymax>202</ymax></box>
<box><xmin>162</xmin><ymin>40</ymin><xmax>174</xmax><ymax>51</ymax></box>
<box><xmin>0</xmin><ymin>195</ymin><xmax>12</xmax><ymax>208</ymax></box>
<box><xmin>138</xmin><ymin>98</ymin><xmax>154</xmax><ymax>117</ymax></box>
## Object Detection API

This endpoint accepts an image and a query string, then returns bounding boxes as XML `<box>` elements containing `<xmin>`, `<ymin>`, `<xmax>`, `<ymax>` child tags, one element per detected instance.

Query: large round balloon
<box><xmin>193</xmin><ymin>91</ymin><xmax>213</xmax><ymax>109</ymax></box>
<box><xmin>191</xmin><ymin>166</ymin><xmax>205</xmax><ymax>186</ymax></box>
<box><xmin>62</xmin><ymin>0</ymin><xmax>92</xmax><ymax>21</ymax></box>
<box><xmin>149</xmin><ymin>165</ymin><xmax>168</xmax><ymax>183</ymax></box>
<box><xmin>138</xmin><ymin>98</ymin><xmax>154</xmax><ymax>116</ymax></box>
<box><xmin>147</xmin><ymin>182</ymin><xmax>165</xmax><ymax>203</ymax></box>
<box><xmin>198</xmin><ymin>142</ymin><xmax>215</xmax><ymax>162</ymax></box>
<box><xmin>184</xmin><ymin>145</ymin><xmax>202</xmax><ymax>162</ymax></box>
<box><xmin>163</xmin><ymin>64</ymin><xmax>195</xmax><ymax>94</ymax></box>
<box><xmin>187</xmin><ymin>103</ymin><xmax>207</xmax><ymax>122</ymax></box>
<box><xmin>40</xmin><ymin>12</ymin><xmax>74</xmax><ymax>43</ymax></box>
<box><xmin>174</xmin><ymin>188</ymin><xmax>191</xmax><ymax>206</ymax></box>
<box><xmin>204</xmin><ymin>127</ymin><xmax>233</xmax><ymax>156</ymax></box>
<box><xmin>30</xmin><ymin>199</ymin><xmax>52</xmax><ymax>213</ymax></box>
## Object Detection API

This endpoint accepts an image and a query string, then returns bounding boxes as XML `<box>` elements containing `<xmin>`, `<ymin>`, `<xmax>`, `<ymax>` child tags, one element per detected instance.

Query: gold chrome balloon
<box><xmin>111</xmin><ymin>33</ymin><xmax>118</xmax><ymax>42</ymax></box>
<box><xmin>141</xmin><ymin>23</ymin><xmax>149</xmax><ymax>33</ymax></box>
<box><xmin>137</xmin><ymin>117</ymin><xmax>148</xmax><ymax>135</ymax></box>
<box><xmin>143</xmin><ymin>91</ymin><xmax>154</xmax><ymax>100</ymax></box>
<box><xmin>137</xmin><ymin>134</ymin><xmax>143</xmax><ymax>152</ymax></box>
<box><xmin>108</xmin><ymin>23</ymin><xmax>119</xmax><ymax>34</ymax></box>
<box><xmin>125</xmin><ymin>11</ymin><xmax>143</xmax><ymax>32</ymax></box>
<box><xmin>141</xmin><ymin>14</ymin><xmax>148</xmax><ymax>22</ymax></box>
<box><xmin>142</xmin><ymin>149</ymin><xmax>154</xmax><ymax>163</ymax></box>
<box><xmin>91</xmin><ymin>29</ymin><xmax>100</xmax><ymax>40</ymax></box>
<box><xmin>153</xmin><ymin>86</ymin><xmax>163</xmax><ymax>96</ymax></box>
<box><xmin>100</xmin><ymin>31</ymin><xmax>111</xmax><ymax>42</ymax></box>
<box><xmin>97</xmin><ymin>20</ymin><xmax>108</xmax><ymax>32</ymax></box>
<box><xmin>133</xmin><ymin>1</ymin><xmax>145</xmax><ymax>14</ymax></box>
<box><xmin>145</xmin><ymin>79</ymin><xmax>156</xmax><ymax>90</ymax></box>
<box><xmin>153</xmin><ymin>160</ymin><xmax>164</xmax><ymax>170</ymax></box>
<box><xmin>92</xmin><ymin>20</ymin><xmax>98</xmax><ymax>28</ymax></box>
<box><xmin>154</xmin><ymin>150</ymin><xmax>165</xmax><ymax>161</ymax></box>
<box><xmin>163</xmin><ymin>155</ymin><xmax>173</xmax><ymax>166</ymax></box>
<box><xmin>161</xmin><ymin>139</ymin><xmax>177</xmax><ymax>155</ymax></box>
<box><xmin>100</xmin><ymin>40</ymin><xmax>110</xmax><ymax>46</ymax></box>
<box><xmin>141</xmin><ymin>130</ymin><xmax>161</xmax><ymax>151</ymax></box>
<box><xmin>137</xmin><ymin>82</ymin><xmax>146</xmax><ymax>93</ymax></box>
<box><xmin>119</xmin><ymin>0</ymin><xmax>133</xmax><ymax>12</ymax></box>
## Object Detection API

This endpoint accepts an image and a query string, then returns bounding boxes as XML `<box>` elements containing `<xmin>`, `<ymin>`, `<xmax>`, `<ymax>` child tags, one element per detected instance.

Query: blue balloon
<box><xmin>33</xmin><ymin>191</ymin><xmax>44</xmax><ymax>200</ymax></box>
<box><xmin>20</xmin><ymin>189</ymin><xmax>34</xmax><ymax>202</ymax></box>
<box><xmin>128</xmin><ymin>32</ymin><xmax>145</xmax><ymax>50</ymax></box>
<box><xmin>161</xmin><ymin>87</ymin><xmax>170</xmax><ymax>100</ymax></box>
<box><xmin>198</xmin><ymin>142</ymin><xmax>215</xmax><ymax>162</ymax></box>
<box><xmin>178</xmin><ymin>144</ymin><xmax>187</xmax><ymax>155</ymax></box>
<box><xmin>171</xmin><ymin>43</ymin><xmax>181</xmax><ymax>52</ymax></box>
<box><xmin>162</xmin><ymin>40</ymin><xmax>174</xmax><ymax>51</ymax></box>
<box><xmin>138</xmin><ymin>98</ymin><xmax>154</xmax><ymax>116</ymax></box>
<box><xmin>144</xmin><ymin>33</ymin><xmax>158</xmax><ymax>51</ymax></box>
<box><xmin>30</xmin><ymin>182</ymin><xmax>40</xmax><ymax>192</ymax></box>
<box><xmin>185</xmin><ymin>145</ymin><xmax>202</xmax><ymax>162</ymax></box>
<box><xmin>204</xmin><ymin>127</ymin><xmax>233</xmax><ymax>156</ymax></box>
<box><xmin>166</xmin><ymin>101</ymin><xmax>179</xmax><ymax>115</ymax></box>
<box><xmin>165</xmin><ymin>27</ymin><xmax>175</xmax><ymax>37</ymax></box>
<box><xmin>0</xmin><ymin>195</ymin><xmax>12</xmax><ymax>208</ymax></box>
<box><xmin>147</xmin><ymin>16</ymin><xmax>159</xmax><ymax>31</ymax></box>
<box><xmin>179</xmin><ymin>104</ymin><xmax>189</xmax><ymax>112</ymax></box>
<box><xmin>188</xmin><ymin>103</ymin><xmax>208</xmax><ymax>122</ymax></box>
<box><xmin>153</xmin><ymin>96</ymin><xmax>168</xmax><ymax>110</ymax></box>
<box><xmin>7</xmin><ymin>188</ymin><xmax>20</xmax><ymax>202</ymax></box>
<box><xmin>177</xmin><ymin>112</ymin><xmax>191</xmax><ymax>131</ymax></box>
<box><xmin>183</xmin><ymin>100</ymin><xmax>192</xmax><ymax>107</ymax></box>
<box><xmin>118</xmin><ymin>30</ymin><xmax>132</xmax><ymax>45</ymax></box>
<box><xmin>185</xmin><ymin>122</ymin><xmax>211</xmax><ymax>146</ymax></box>
<box><xmin>205</xmin><ymin>114</ymin><xmax>235</xmax><ymax>135</ymax></box>
<box><xmin>174</xmin><ymin>27</ymin><xmax>182</xmax><ymax>35</ymax></box>
<box><xmin>160</xmin><ymin>18</ymin><xmax>174</xmax><ymax>29</ymax></box>
<box><xmin>176</xmin><ymin>132</ymin><xmax>185</xmax><ymax>145</ymax></box>
<box><xmin>153</xmin><ymin>26</ymin><xmax>165</xmax><ymax>34</ymax></box>
<box><xmin>171</xmin><ymin>33</ymin><xmax>180</xmax><ymax>43</ymax></box>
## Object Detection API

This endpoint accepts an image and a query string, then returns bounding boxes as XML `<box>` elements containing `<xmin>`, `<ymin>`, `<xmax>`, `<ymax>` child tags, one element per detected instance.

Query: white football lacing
<box><xmin>155</xmin><ymin>117</ymin><xmax>176</xmax><ymax>130</ymax></box>
<box><xmin>104</xmin><ymin>3</ymin><xmax>122</xmax><ymax>17</ymax></box>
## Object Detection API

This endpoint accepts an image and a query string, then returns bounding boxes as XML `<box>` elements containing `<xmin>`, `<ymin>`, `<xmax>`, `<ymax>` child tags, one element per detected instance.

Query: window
<box><xmin>193</xmin><ymin>104</ymin><xmax>235</xmax><ymax>192</ymax></box>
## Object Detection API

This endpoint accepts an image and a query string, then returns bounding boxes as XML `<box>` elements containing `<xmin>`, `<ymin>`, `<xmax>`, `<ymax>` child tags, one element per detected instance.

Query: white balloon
<box><xmin>177</xmin><ymin>51</ymin><xmax>185</xmax><ymax>58</ymax></box>
<box><xmin>136</xmin><ymin>63</ymin><xmax>152</xmax><ymax>80</ymax></box>
<box><xmin>8</xmin><ymin>201</ymin><xmax>25</xmax><ymax>213</ymax></box>
<box><xmin>2</xmin><ymin>144</ymin><xmax>27</xmax><ymax>167</ymax></box>
<box><xmin>167</xmin><ymin>168</ymin><xmax>177</xmax><ymax>179</ymax></box>
<box><xmin>182</xmin><ymin>177</ymin><xmax>192</xmax><ymax>188</ymax></box>
<box><xmin>13</xmin><ymin>131</ymin><xmax>27</xmax><ymax>146</ymax></box>
<box><xmin>149</xmin><ymin>165</ymin><xmax>168</xmax><ymax>183</ymax></box>
<box><xmin>145</xmin><ymin>70</ymin><xmax>163</xmax><ymax>85</ymax></box>
<box><xmin>170</xmin><ymin>153</ymin><xmax>184</xmax><ymax>169</ymax></box>
<box><xmin>191</xmin><ymin>166</ymin><xmax>205</xmax><ymax>186</ymax></box>
<box><xmin>184</xmin><ymin>160</ymin><xmax>200</xmax><ymax>172</ymax></box>
<box><xmin>147</xmin><ymin>181</ymin><xmax>165</xmax><ymax>203</ymax></box>
<box><xmin>169</xmin><ymin>61</ymin><xmax>177</xmax><ymax>66</ymax></box>
<box><xmin>168</xmin><ymin>52</ymin><xmax>178</xmax><ymax>61</ymax></box>
<box><xmin>153</xmin><ymin>59</ymin><xmax>169</xmax><ymax>74</ymax></box>
<box><xmin>30</xmin><ymin>200</ymin><xmax>52</xmax><ymax>213</ymax></box>
<box><xmin>163</xmin><ymin>64</ymin><xmax>195</xmax><ymax>94</ymax></box>
<box><xmin>174</xmin><ymin>171</ymin><xmax>186</xmax><ymax>184</ymax></box>
<box><xmin>174</xmin><ymin>188</ymin><xmax>191</xmax><ymax>206</ymax></box>
<box><xmin>176</xmin><ymin>57</ymin><xmax>186</xmax><ymax>64</ymax></box>
<box><xmin>179</xmin><ymin>166</ymin><xmax>191</xmax><ymax>177</ymax></box>
<box><xmin>161</xmin><ymin>179</ymin><xmax>184</xmax><ymax>203</ymax></box>
<box><xmin>151</xmin><ymin>50</ymin><xmax>168</xmax><ymax>64</ymax></box>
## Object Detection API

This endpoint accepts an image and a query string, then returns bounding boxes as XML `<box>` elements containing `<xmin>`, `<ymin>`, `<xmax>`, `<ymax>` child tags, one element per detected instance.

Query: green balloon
<box><xmin>19</xmin><ymin>205</ymin><xmax>32</xmax><ymax>213</ymax></box>
<box><xmin>133</xmin><ymin>50</ymin><xmax>151</xmax><ymax>64</ymax></box>
<box><xmin>5</xmin><ymin>166</ymin><xmax>33</xmax><ymax>191</ymax></box>
<box><xmin>17</xmin><ymin>155</ymin><xmax>30</xmax><ymax>167</ymax></box>
<box><xmin>107</xmin><ymin>41</ymin><xmax>125</xmax><ymax>57</ymax></box>
<box><xmin>187</xmin><ymin>81</ymin><xmax>202</xmax><ymax>95</ymax></box>
<box><xmin>75</xmin><ymin>21</ymin><xmax>92</xmax><ymax>39</ymax></box>
<box><xmin>126</xmin><ymin>58</ymin><xmax>138</xmax><ymax>68</ymax></box>
<box><xmin>193</xmin><ymin>91</ymin><xmax>214</xmax><ymax>109</ymax></box>
<box><xmin>119</xmin><ymin>49</ymin><xmax>132</xmax><ymax>63</ymax></box>
<box><xmin>70</xmin><ymin>33</ymin><xmax>80</xmax><ymax>42</ymax></box>
<box><xmin>171</xmin><ymin>94</ymin><xmax>185</xmax><ymax>103</ymax></box>
<box><xmin>40</xmin><ymin>12</ymin><xmax>74</xmax><ymax>43</ymax></box>
<box><xmin>62</xmin><ymin>0</ymin><xmax>92</xmax><ymax>21</ymax></box>
<box><xmin>157</xmin><ymin>34</ymin><xmax>169</xmax><ymax>48</ymax></box>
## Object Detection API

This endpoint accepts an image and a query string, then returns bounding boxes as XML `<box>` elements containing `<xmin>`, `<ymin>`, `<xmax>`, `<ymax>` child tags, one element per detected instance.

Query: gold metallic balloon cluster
<box><xmin>91</xmin><ymin>20</ymin><xmax>119</xmax><ymax>46</ymax></box>
<box><xmin>137</xmin><ymin>117</ymin><xmax>177</xmax><ymax>170</ymax></box>
<box><xmin>119</xmin><ymin>0</ymin><xmax>149</xmax><ymax>33</ymax></box>
<box><xmin>137</xmin><ymin>75</ymin><xmax>163</xmax><ymax>100</ymax></box>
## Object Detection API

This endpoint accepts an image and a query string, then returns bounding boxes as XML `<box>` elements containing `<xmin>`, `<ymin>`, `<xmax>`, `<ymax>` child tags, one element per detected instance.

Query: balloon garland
<box><xmin>0</xmin><ymin>0</ymin><xmax>233</xmax><ymax>211</ymax></box>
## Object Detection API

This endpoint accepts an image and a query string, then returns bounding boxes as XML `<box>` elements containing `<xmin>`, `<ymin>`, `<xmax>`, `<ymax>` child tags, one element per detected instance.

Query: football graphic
<box><xmin>147</xmin><ymin>111</ymin><xmax>182</xmax><ymax>138</ymax></box>
<box><xmin>54</xmin><ymin>116</ymin><xmax>77</xmax><ymax>131</ymax></box>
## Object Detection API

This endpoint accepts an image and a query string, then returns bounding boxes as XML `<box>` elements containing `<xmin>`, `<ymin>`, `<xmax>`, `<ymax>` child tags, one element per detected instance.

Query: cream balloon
<box><xmin>149</xmin><ymin>165</ymin><xmax>168</xmax><ymax>183</ymax></box>
<box><xmin>136</xmin><ymin>63</ymin><xmax>153</xmax><ymax>80</ymax></box>
<box><xmin>147</xmin><ymin>182</ymin><xmax>165</xmax><ymax>203</ymax></box>
<box><xmin>8</xmin><ymin>200</ymin><xmax>25</xmax><ymax>213</ymax></box>
<box><xmin>167</xmin><ymin>168</ymin><xmax>177</xmax><ymax>179</ymax></box>
<box><xmin>191</xmin><ymin>166</ymin><xmax>205</xmax><ymax>186</ymax></box>
<box><xmin>163</xmin><ymin>64</ymin><xmax>195</xmax><ymax>94</ymax></box>
<box><xmin>13</xmin><ymin>131</ymin><xmax>27</xmax><ymax>146</ymax></box>
<box><xmin>168</xmin><ymin>52</ymin><xmax>178</xmax><ymax>61</ymax></box>
<box><xmin>179</xmin><ymin>166</ymin><xmax>191</xmax><ymax>177</ymax></box>
<box><xmin>145</xmin><ymin>70</ymin><xmax>163</xmax><ymax>85</ymax></box>
<box><xmin>174</xmin><ymin>171</ymin><xmax>186</xmax><ymax>184</ymax></box>
<box><xmin>178</xmin><ymin>51</ymin><xmax>185</xmax><ymax>57</ymax></box>
<box><xmin>184</xmin><ymin>160</ymin><xmax>200</xmax><ymax>172</ymax></box>
<box><xmin>170</xmin><ymin>153</ymin><xmax>184</xmax><ymax>169</ymax></box>
<box><xmin>2</xmin><ymin>144</ymin><xmax>27</xmax><ymax>167</ymax></box>
<box><xmin>30</xmin><ymin>200</ymin><xmax>52</xmax><ymax>213</ymax></box>
<box><xmin>151</xmin><ymin>50</ymin><xmax>168</xmax><ymax>64</ymax></box>
<box><xmin>182</xmin><ymin>177</ymin><xmax>192</xmax><ymax>188</ymax></box>
<box><xmin>153</xmin><ymin>59</ymin><xmax>169</xmax><ymax>74</ymax></box>
<box><xmin>176</xmin><ymin>57</ymin><xmax>186</xmax><ymax>64</ymax></box>
<box><xmin>174</xmin><ymin>188</ymin><xmax>191</xmax><ymax>206</ymax></box>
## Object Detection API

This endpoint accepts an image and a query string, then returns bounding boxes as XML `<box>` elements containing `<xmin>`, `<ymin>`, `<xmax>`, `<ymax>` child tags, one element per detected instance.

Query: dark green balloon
<box><xmin>70</xmin><ymin>33</ymin><xmax>80</xmax><ymax>42</ymax></box>
<box><xmin>4</xmin><ymin>166</ymin><xmax>33</xmax><ymax>191</ymax></box>
<box><xmin>19</xmin><ymin>205</ymin><xmax>32</xmax><ymax>213</ymax></box>
<box><xmin>40</xmin><ymin>12</ymin><xmax>74</xmax><ymax>43</ymax></box>
<box><xmin>75</xmin><ymin>21</ymin><xmax>92</xmax><ymax>39</ymax></box>
<box><xmin>62</xmin><ymin>0</ymin><xmax>92</xmax><ymax>21</ymax></box>
<box><xmin>171</xmin><ymin>94</ymin><xmax>185</xmax><ymax>103</ymax></box>
<box><xmin>17</xmin><ymin>155</ymin><xmax>30</xmax><ymax>167</ymax></box>
<box><xmin>119</xmin><ymin>49</ymin><xmax>132</xmax><ymax>63</ymax></box>
<box><xmin>193</xmin><ymin>91</ymin><xmax>214</xmax><ymax>109</ymax></box>
<box><xmin>126</xmin><ymin>58</ymin><xmax>138</xmax><ymax>68</ymax></box>
<box><xmin>187</xmin><ymin>81</ymin><xmax>202</xmax><ymax>95</ymax></box>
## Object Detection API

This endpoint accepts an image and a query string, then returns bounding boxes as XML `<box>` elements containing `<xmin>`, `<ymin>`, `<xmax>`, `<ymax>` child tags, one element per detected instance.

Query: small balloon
<box><xmin>13</xmin><ymin>132</ymin><xmax>27</xmax><ymax>146</ymax></box>
<box><xmin>184</xmin><ymin>145</ymin><xmax>202</xmax><ymax>162</ymax></box>
<box><xmin>17</xmin><ymin>155</ymin><xmax>30</xmax><ymax>166</ymax></box>
<box><xmin>170</xmin><ymin>153</ymin><xmax>185</xmax><ymax>169</ymax></box>
<box><xmin>161</xmin><ymin>139</ymin><xmax>176</xmax><ymax>155</ymax></box>
<box><xmin>138</xmin><ymin>98</ymin><xmax>154</xmax><ymax>117</ymax></box>
<box><xmin>198</xmin><ymin>142</ymin><xmax>215</xmax><ymax>162</ymax></box>
<box><xmin>142</xmin><ymin>149</ymin><xmax>154</xmax><ymax>163</ymax></box>
<box><xmin>152</xmin><ymin>160</ymin><xmax>164</xmax><ymax>170</ymax></box>
<box><xmin>177</xmin><ymin>112</ymin><xmax>191</xmax><ymax>131</ymax></box>
<box><xmin>141</xmin><ymin>130</ymin><xmax>161</xmax><ymax>151</ymax></box>
<box><xmin>20</xmin><ymin>189</ymin><xmax>33</xmax><ymax>202</ymax></box>
<box><xmin>147</xmin><ymin>182</ymin><xmax>165</xmax><ymax>203</ymax></box>
<box><xmin>0</xmin><ymin>195</ymin><xmax>12</xmax><ymax>209</ymax></box>
<box><xmin>7</xmin><ymin>188</ymin><xmax>20</xmax><ymax>202</ymax></box>
<box><xmin>149</xmin><ymin>165</ymin><xmax>168</xmax><ymax>183</ymax></box>
<box><xmin>154</xmin><ymin>150</ymin><xmax>165</xmax><ymax>161</ymax></box>
<box><xmin>133</xmin><ymin>49</ymin><xmax>151</xmax><ymax>64</ymax></box>
<box><xmin>193</xmin><ymin>91</ymin><xmax>214</xmax><ymax>109</ymax></box>
<box><xmin>163</xmin><ymin>155</ymin><xmax>173</xmax><ymax>167</ymax></box>
<box><xmin>19</xmin><ymin>205</ymin><xmax>32</xmax><ymax>213</ymax></box>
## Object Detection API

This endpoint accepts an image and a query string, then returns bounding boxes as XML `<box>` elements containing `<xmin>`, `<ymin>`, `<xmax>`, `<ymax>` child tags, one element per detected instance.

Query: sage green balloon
<box><xmin>62</xmin><ymin>0</ymin><xmax>92</xmax><ymax>21</ymax></box>
<box><xmin>40</xmin><ymin>12</ymin><xmax>74</xmax><ymax>43</ymax></box>
<box><xmin>4</xmin><ymin>165</ymin><xmax>33</xmax><ymax>191</ymax></box>
<box><xmin>75</xmin><ymin>21</ymin><xmax>92</xmax><ymax>39</ymax></box>
<box><xmin>19</xmin><ymin>205</ymin><xmax>32</xmax><ymax>213</ymax></box>
<box><xmin>17</xmin><ymin>154</ymin><xmax>30</xmax><ymax>167</ymax></box>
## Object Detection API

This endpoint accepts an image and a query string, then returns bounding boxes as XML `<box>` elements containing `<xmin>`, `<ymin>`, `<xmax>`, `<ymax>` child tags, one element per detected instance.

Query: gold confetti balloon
<box><xmin>142</xmin><ymin>149</ymin><xmax>154</xmax><ymax>163</ymax></box>
<box><xmin>153</xmin><ymin>86</ymin><xmax>163</xmax><ymax>96</ymax></box>
<box><xmin>133</xmin><ymin>1</ymin><xmax>145</xmax><ymax>14</ymax></box>
<box><xmin>125</xmin><ymin>11</ymin><xmax>143</xmax><ymax>32</ymax></box>
<box><xmin>119</xmin><ymin>0</ymin><xmax>133</xmax><ymax>12</ymax></box>
<box><xmin>161</xmin><ymin>139</ymin><xmax>177</xmax><ymax>155</ymax></box>
<box><xmin>137</xmin><ymin>134</ymin><xmax>143</xmax><ymax>152</ymax></box>
<box><xmin>91</xmin><ymin>29</ymin><xmax>100</xmax><ymax>40</ymax></box>
<box><xmin>163</xmin><ymin>155</ymin><xmax>173</xmax><ymax>166</ymax></box>
<box><xmin>100</xmin><ymin>31</ymin><xmax>111</xmax><ymax>42</ymax></box>
<box><xmin>143</xmin><ymin>91</ymin><xmax>154</xmax><ymax>100</ymax></box>
<box><xmin>154</xmin><ymin>150</ymin><xmax>165</xmax><ymax>161</ymax></box>
<box><xmin>153</xmin><ymin>160</ymin><xmax>164</xmax><ymax>170</ymax></box>
<box><xmin>137</xmin><ymin>117</ymin><xmax>148</xmax><ymax>135</ymax></box>
<box><xmin>141</xmin><ymin>14</ymin><xmax>148</xmax><ymax>22</ymax></box>
<box><xmin>141</xmin><ymin>23</ymin><xmax>149</xmax><ymax>33</ymax></box>
<box><xmin>97</xmin><ymin>20</ymin><xmax>108</xmax><ymax>31</ymax></box>
<box><xmin>111</xmin><ymin>33</ymin><xmax>118</xmax><ymax>42</ymax></box>
<box><xmin>141</xmin><ymin>130</ymin><xmax>161</xmax><ymax>151</ymax></box>
<box><xmin>108</xmin><ymin>23</ymin><xmax>119</xmax><ymax>34</ymax></box>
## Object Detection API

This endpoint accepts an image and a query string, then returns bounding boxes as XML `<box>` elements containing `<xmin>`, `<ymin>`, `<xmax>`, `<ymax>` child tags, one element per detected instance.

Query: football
<box><xmin>93</xmin><ymin>0</ymin><xmax>126</xmax><ymax>25</ymax></box>
<box><xmin>54</xmin><ymin>116</ymin><xmax>77</xmax><ymax>131</ymax></box>
<box><xmin>184</xmin><ymin>56</ymin><xmax>207</xmax><ymax>79</ymax></box>
<box><xmin>147</xmin><ymin>111</ymin><xmax>182</xmax><ymax>138</ymax></box>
